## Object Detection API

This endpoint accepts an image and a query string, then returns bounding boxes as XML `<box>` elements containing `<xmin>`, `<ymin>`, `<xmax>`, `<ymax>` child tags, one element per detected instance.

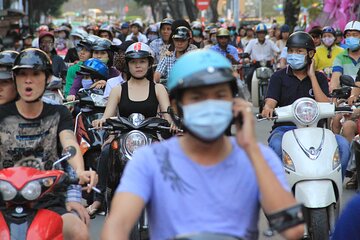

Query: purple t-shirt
<box><xmin>116</xmin><ymin>137</ymin><xmax>289</xmax><ymax>240</ymax></box>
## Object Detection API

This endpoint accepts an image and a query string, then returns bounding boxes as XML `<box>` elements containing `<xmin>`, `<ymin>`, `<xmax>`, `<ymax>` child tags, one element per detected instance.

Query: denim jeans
<box><xmin>268</xmin><ymin>126</ymin><xmax>351</xmax><ymax>179</ymax></box>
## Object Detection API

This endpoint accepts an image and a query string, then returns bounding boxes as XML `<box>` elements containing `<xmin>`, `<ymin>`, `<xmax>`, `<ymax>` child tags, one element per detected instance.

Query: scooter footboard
<box><xmin>295</xmin><ymin>180</ymin><xmax>337</xmax><ymax>208</ymax></box>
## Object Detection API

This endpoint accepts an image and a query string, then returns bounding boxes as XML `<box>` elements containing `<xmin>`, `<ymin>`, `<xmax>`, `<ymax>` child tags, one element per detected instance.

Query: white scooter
<box><xmin>259</xmin><ymin>97</ymin><xmax>350</xmax><ymax>239</ymax></box>
<box><xmin>250</xmin><ymin>60</ymin><xmax>274</xmax><ymax>113</ymax></box>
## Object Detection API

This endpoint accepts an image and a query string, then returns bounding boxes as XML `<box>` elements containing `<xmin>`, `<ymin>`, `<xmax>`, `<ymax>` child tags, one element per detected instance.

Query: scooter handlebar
<box><xmin>256</xmin><ymin>113</ymin><xmax>277</xmax><ymax>121</ymax></box>
<box><xmin>335</xmin><ymin>106</ymin><xmax>353</xmax><ymax>113</ymax></box>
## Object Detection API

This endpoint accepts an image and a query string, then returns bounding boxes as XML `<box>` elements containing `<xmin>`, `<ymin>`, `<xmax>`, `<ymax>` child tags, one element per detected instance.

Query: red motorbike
<box><xmin>0</xmin><ymin>148</ymin><xmax>77</xmax><ymax>240</ymax></box>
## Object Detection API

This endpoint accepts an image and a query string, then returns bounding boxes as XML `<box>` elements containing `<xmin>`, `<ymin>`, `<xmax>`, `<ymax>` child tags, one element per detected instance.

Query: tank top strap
<box><xmin>148</xmin><ymin>81</ymin><xmax>158</xmax><ymax>103</ymax></box>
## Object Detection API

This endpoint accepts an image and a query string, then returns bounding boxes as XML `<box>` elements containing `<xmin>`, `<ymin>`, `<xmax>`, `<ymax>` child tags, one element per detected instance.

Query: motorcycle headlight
<box><xmin>0</xmin><ymin>180</ymin><xmax>17</xmax><ymax>201</ymax></box>
<box><xmin>293</xmin><ymin>99</ymin><xmax>319</xmax><ymax>125</ymax></box>
<box><xmin>91</xmin><ymin>93</ymin><xmax>107</xmax><ymax>107</ymax></box>
<box><xmin>332</xmin><ymin>147</ymin><xmax>341</xmax><ymax>170</ymax></box>
<box><xmin>124</xmin><ymin>131</ymin><xmax>148</xmax><ymax>156</ymax></box>
<box><xmin>21</xmin><ymin>181</ymin><xmax>42</xmax><ymax>201</ymax></box>
<box><xmin>283</xmin><ymin>150</ymin><xmax>295</xmax><ymax>171</ymax></box>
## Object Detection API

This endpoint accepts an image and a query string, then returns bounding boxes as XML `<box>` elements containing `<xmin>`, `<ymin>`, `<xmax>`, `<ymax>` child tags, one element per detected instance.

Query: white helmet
<box><xmin>344</xmin><ymin>21</ymin><xmax>360</xmax><ymax>34</ymax></box>
<box><xmin>125</xmin><ymin>42</ymin><xmax>154</xmax><ymax>63</ymax></box>
<box><xmin>131</xmin><ymin>20</ymin><xmax>143</xmax><ymax>29</ymax></box>
<box><xmin>70</xmin><ymin>28</ymin><xmax>88</xmax><ymax>39</ymax></box>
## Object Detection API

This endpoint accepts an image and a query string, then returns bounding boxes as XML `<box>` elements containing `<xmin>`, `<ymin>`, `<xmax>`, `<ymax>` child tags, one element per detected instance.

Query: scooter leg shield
<box><xmin>0</xmin><ymin>213</ymin><xmax>10</xmax><ymax>240</ymax></box>
<box><xmin>27</xmin><ymin>209</ymin><xmax>63</xmax><ymax>240</ymax></box>
<box><xmin>295</xmin><ymin>180</ymin><xmax>337</xmax><ymax>208</ymax></box>
<box><xmin>251</xmin><ymin>73</ymin><xmax>259</xmax><ymax>107</ymax></box>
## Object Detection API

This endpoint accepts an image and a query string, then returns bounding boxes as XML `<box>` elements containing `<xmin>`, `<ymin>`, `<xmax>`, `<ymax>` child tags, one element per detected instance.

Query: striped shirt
<box><xmin>332</xmin><ymin>50</ymin><xmax>360</xmax><ymax>81</ymax></box>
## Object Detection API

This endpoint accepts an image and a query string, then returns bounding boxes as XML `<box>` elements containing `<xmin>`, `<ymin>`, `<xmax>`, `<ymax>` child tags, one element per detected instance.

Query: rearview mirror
<box><xmin>340</xmin><ymin>75</ymin><xmax>357</xmax><ymax>87</ymax></box>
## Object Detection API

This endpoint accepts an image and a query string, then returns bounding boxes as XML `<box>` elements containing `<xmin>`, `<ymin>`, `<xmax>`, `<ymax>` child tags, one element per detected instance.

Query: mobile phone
<box><xmin>236</xmin><ymin>113</ymin><xmax>243</xmax><ymax>129</ymax></box>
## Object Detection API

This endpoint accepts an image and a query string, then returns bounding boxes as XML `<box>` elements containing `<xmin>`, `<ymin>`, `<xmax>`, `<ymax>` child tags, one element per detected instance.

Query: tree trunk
<box><xmin>150</xmin><ymin>1</ymin><xmax>158</xmax><ymax>22</ymax></box>
<box><xmin>283</xmin><ymin>0</ymin><xmax>301</xmax><ymax>31</ymax></box>
<box><xmin>210</xmin><ymin>0</ymin><xmax>219</xmax><ymax>23</ymax></box>
<box><xmin>167</xmin><ymin>0</ymin><xmax>182</xmax><ymax>19</ymax></box>
<box><xmin>184</xmin><ymin>0</ymin><xmax>198</xmax><ymax>22</ymax></box>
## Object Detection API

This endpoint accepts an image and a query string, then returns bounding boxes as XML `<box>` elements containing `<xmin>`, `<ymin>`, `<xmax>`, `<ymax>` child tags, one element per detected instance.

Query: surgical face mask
<box><xmin>182</xmin><ymin>99</ymin><xmax>233</xmax><ymax>142</ymax></box>
<box><xmin>322</xmin><ymin>37</ymin><xmax>335</xmax><ymax>47</ymax></box>
<box><xmin>210</xmin><ymin>37</ymin><xmax>217</xmax><ymax>43</ymax></box>
<box><xmin>345</xmin><ymin>37</ymin><xmax>360</xmax><ymax>51</ymax></box>
<box><xmin>230</xmin><ymin>30</ymin><xmax>236</xmax><ymax>36</ymax></box>
<box><xmin>193</xmin><ymin>29</ymin><xmax>201</xmax><ymax>37</ymax></box>
<box><xmin>148</xmin><ymin>34</ymin><xmax>158</xmax><ymax>41</ymax></box>
<box><xmin>287</xmin><ymin>53</ymin><xmax>307</xmax><ymax>70</ymax></box>
<box><xmin>40</xmin><ymin>44</ymin><xmax>53</xmax><ymax>53</ymax></box>
<box><xmin>100</xmin><ymin>58</ymin><xmax>109</xmax><ymax>64</ymax></box>
<box><xmin>58</xmin><ymin>32</ymin><xmax>67</xmax><ymax>39</ymax></box>
<box><xmin>82</xmin><ymin>78</ymin><xmax>93</xmax><ymax>89</ymax></box>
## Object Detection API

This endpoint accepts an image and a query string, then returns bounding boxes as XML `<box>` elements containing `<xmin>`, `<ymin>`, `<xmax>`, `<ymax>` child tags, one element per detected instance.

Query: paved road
<box><xmin>89</xmin><ymin>112</ymin><xmax>356</xmax><ymax>240</ymax></box>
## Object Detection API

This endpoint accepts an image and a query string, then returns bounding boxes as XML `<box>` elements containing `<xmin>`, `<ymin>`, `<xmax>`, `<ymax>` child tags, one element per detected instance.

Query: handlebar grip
<box><xmin>66</xmin><ymin>177</ymin><xmax>79</xmax><ymax>185</ymax></box>
<box><xmin>255</xmin><ymin>113</ymin><xmax>264</xmax><ymax>120</ymax></box>
<box><xmin>335</xmin><ymin>106</ymin><xmax>353</xmax><ymax>112</ymax></box>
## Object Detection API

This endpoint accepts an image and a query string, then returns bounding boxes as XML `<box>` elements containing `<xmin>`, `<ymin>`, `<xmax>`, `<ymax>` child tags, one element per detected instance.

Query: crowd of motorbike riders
<box><xmin>1</xmin><ymin>16</ymin><xmax>360</xmax><ymax>239</ymax></box>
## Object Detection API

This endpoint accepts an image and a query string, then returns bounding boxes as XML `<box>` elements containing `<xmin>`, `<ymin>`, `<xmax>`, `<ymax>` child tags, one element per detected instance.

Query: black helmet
<box><xmin>0</xmin><ymin>50</ymin><xmax>18</xmax><ymax>80</ymax></box>
<box><xmin>12</xmin><ymin>48</ymin><xmax>52</xmax><ymax>74</ymax></box>
<box><xmin>77</xmin><ymin>38</ymin><xmax>93</xmax><ymax>51</ymax></box>
<box><xmin>286</xmin><ymin>31</ymin><xmax>315</xmax><ymax>50</ymax></box>
<box><xmin>160</xmin><ymin>18</ymin><xmax>174</xmax><ymax>30</ymax></box>
<box><xmin>92</xmin><ymin>38</ymin><xmax>113</xmax><ymax>51</ymax></box>
<box><xmin>172</xmin><ymin>26</ymin><xmax>191</xmax><ymax>40</ymax></box>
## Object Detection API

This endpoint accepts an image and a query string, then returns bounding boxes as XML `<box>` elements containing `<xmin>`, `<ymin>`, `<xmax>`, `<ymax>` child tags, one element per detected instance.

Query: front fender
<box><xmin>295</xmin><ymin>180</ymin><xmax>337</xmax><ymax>208</ymax></box>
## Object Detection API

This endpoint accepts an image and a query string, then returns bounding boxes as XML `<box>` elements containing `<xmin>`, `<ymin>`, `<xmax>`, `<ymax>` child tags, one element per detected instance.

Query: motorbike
<box><xmin>42</xmin><ymin>76</ymin><xmax>64</xmax><ymax>105</ymax></box>
<box><xmin>257</xmin><ymin>96</ymin><xmax>351</xmax><ymax>239</ymax></box>
<box><xmin>73</xmin><ymin>87</ymin><xmax>107</xmax><ymax>171</ymax></box>
<box><xmin>338</xmin><ymin>75</ymin><xmax>360</xmax><ymax>191</ymax></box>
<box><xmin>104</xmin><ymin>113</ymin><xmax>171</xmax><ymax>200</ymax></box>
<box><xmin>250</xmin><ymin>60</ymin><xmax>274</xmax><ymax>113</ymax></box>
<box><xmin>0</xmin><ymin>147</ymin><xmax>78</xmax><ymax>240</ymax></box>
<box><xmin>72</xmin><ymin>87</ymin><xmax>107</xmax><ymax>205</ymax></box>
<box><xmin>100</xmin><ymin>113</ymin><xmax>171</xmax><ymax>239</ymax></box>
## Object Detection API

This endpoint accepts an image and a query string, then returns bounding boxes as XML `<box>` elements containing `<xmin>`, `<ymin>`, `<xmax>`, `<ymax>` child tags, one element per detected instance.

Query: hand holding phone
<box><xmin>233</xmin><ymin>98</ymin><xmax>257</xmax><ymax>150</ymax></box>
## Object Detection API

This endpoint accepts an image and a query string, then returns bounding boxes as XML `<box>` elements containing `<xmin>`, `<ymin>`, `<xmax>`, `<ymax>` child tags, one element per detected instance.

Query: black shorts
<box><xmin>34</xmin><ymin>194</ymin><xmax>69</xmax><ymax>216</ymax></box>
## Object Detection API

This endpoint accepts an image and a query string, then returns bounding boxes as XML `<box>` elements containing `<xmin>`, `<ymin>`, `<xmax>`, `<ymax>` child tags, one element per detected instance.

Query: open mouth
<box><xmin>25</xmin><ymin>87</ymin><xmax>33</xmax><ymax>96</ymax></box>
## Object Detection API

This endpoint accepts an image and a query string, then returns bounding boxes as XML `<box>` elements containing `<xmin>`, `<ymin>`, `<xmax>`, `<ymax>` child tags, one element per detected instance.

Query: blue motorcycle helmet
<box><xmin>167</xmin><ymin>49</ymin><xmax>240</xmax><ymax>133</ymax></box>
<box><xmin>77</xmin><ymin>58</ymin><xmax>109</xmax><ymax>80</ymax></box>
<box><xmin>168</xmin><ymin>49</ymin><xmax>239</xmax><ymax>99</ymax></box>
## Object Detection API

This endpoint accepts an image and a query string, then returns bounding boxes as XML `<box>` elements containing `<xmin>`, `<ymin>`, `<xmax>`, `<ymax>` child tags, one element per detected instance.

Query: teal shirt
<box><xmin>64</xmin><ymin>61</ymin><xmax>82</xmax><ymax>97</ymax></box>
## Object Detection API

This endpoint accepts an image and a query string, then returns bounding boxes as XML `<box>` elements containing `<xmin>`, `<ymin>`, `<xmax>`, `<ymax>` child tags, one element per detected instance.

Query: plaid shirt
<box><xmin>65</xmin><ymin>163</ymin><xmax>82</xmax><ymax>203</ymax></box>
<box><xmin>155</xmin><ymin>51</ymin><xmax>176</xmax><ymax>79</ymax></box>
<box><xmin>150</xmin><ymin>38</ymin><xmax>170</xmax><ymax>64</ymax></box>
<box><xmin>155</xmin><ymin>44</ymin><xmax>198</xmax><ymax>79</ymax></box>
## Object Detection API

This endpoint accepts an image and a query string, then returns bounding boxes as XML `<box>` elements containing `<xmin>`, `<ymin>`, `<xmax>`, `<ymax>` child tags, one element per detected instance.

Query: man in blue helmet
<box><xmin>101</xmin><ymin>49</ymin><xmax>304</xmax><ymax>240</ymax></box>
